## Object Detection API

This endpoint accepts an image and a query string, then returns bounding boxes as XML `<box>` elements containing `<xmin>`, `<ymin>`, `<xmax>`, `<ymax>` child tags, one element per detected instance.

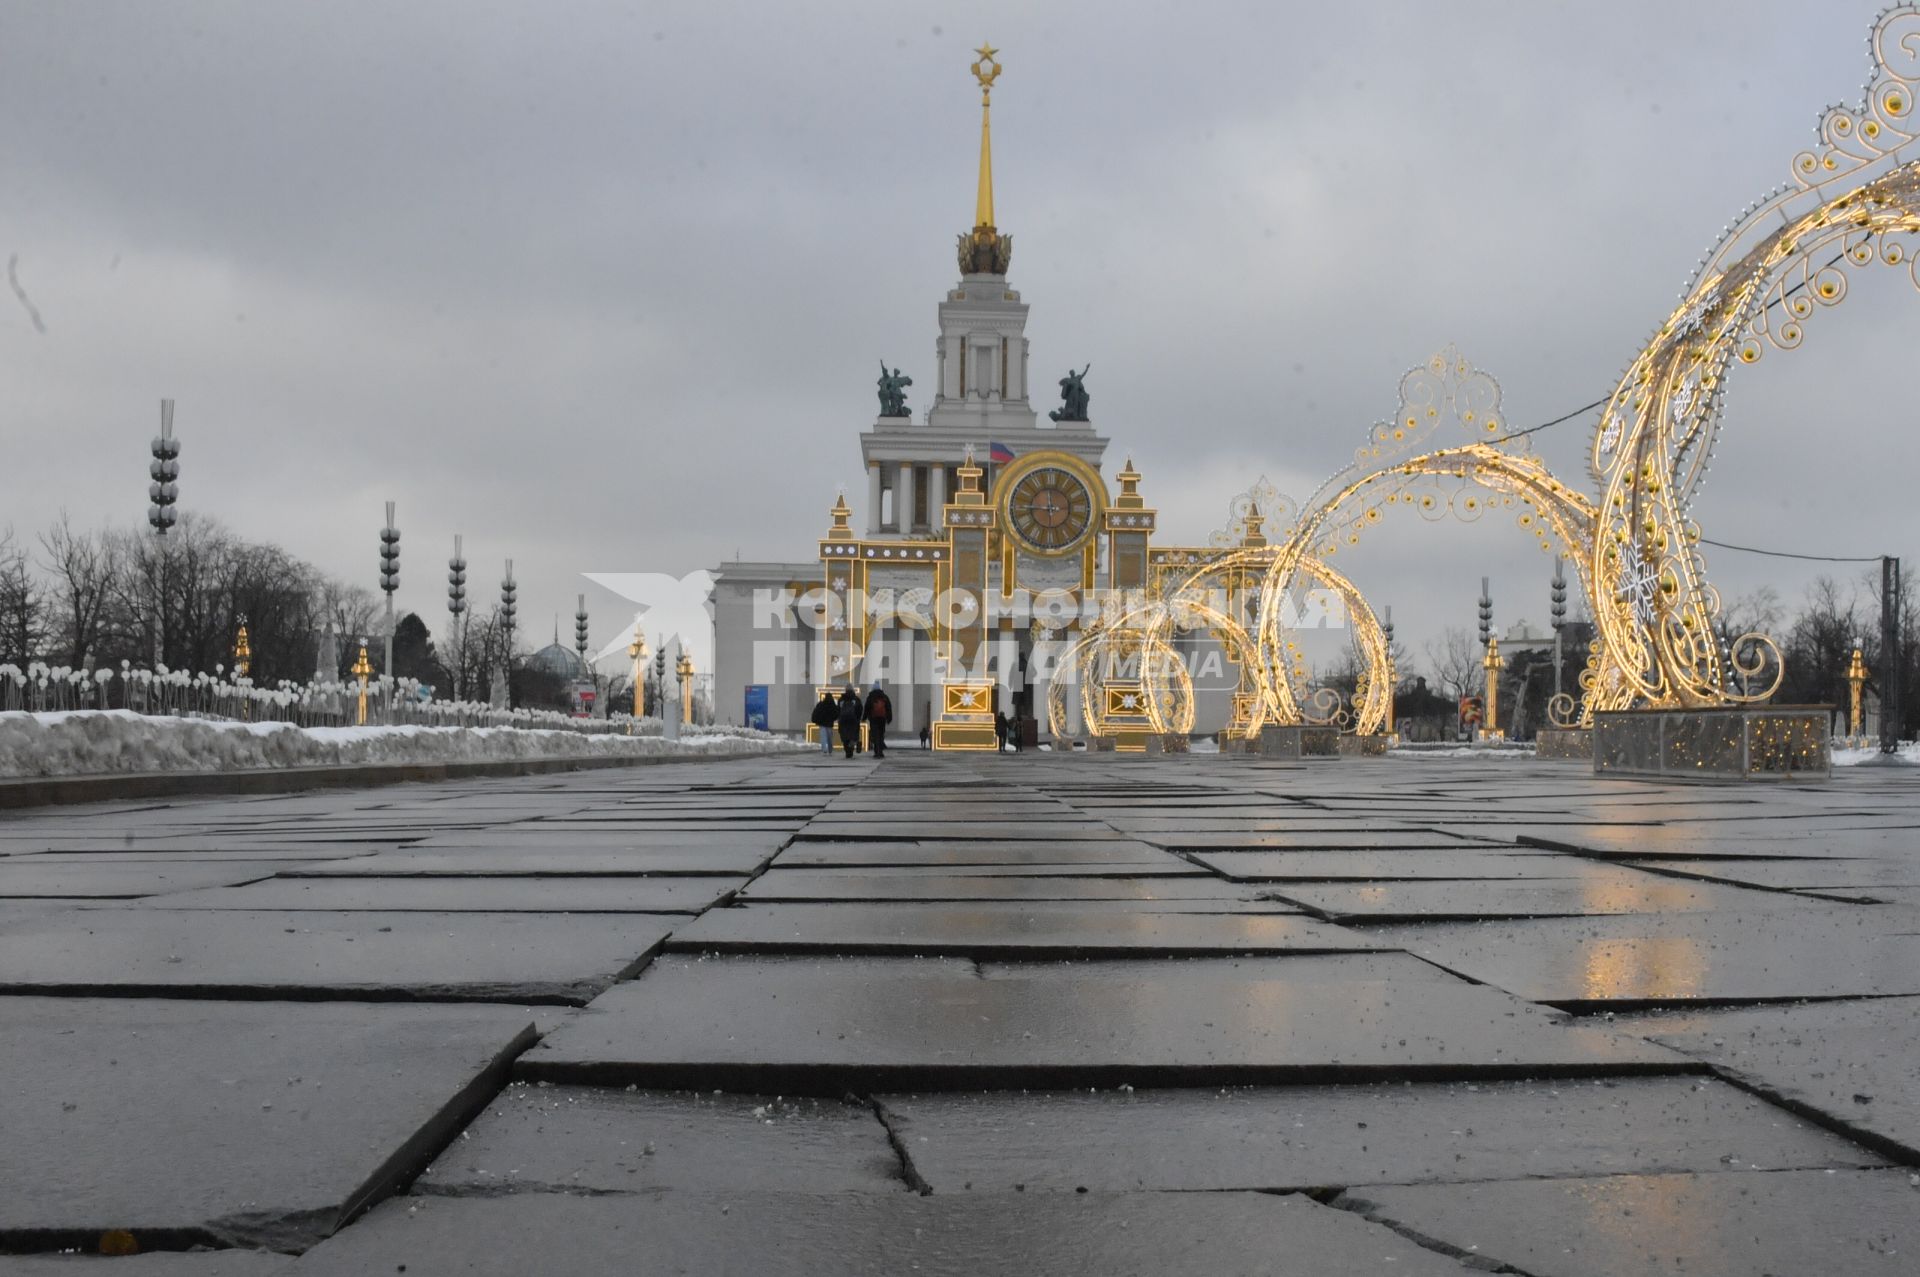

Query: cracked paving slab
<box><xmin>516</xmin><ymin>953</ymin><xmax>1685</xmax><ymax>1091</ymax></box>
<box><xmin>0</xmin><ymin>1254</ymin><xmax>294</xmax><ymax>1274</ymax></box>
<box><xmin>278</xmin><ymin>848</ymin><xmax>770</xmax><ymax>877</ymax></box>
<box><xmin>293</xmin><ymin>1188</ymin><xmax>1486</xmax><ymax>1276</ymax></box>
<box><xmin>1268</xmin><ymin>866</ymin><xmax>1822</xmax><ymax>920</ymax></box>
<box><xmin>1371</xmin><ymin>906</ymin><xmax>1920</xmax><ymax>1009</ymax></box>
<box><xmin>878</xmin><ymin>1076</ymin><xmax>1888</xmax><ymax>1193</ymax></box>
<box><xmin>136</xmin><ymin>874</ymin><xmax>742</xmax><ymax>914</ymax></box>
<box><xmin>1337</xmin><ymin>1168</ymin><xmax>1920</xmax><ymax>1277</ymax></box>
<box><xmin>1612</xmin><ymin>995</ymin><xmax>1920</xmax><ymax>1159</ymax></box>
<box><xmin>419</xmin><ymin>1085</ymin><xmax>902</xmax><ymax>1194</ymax></box>
<box><xmin>0</xmin><ymin>909</ymin><xmax>677</xmax><ymax>1004</ymax></box>
<box><xmin>662</xmin><ymin>902</ymin><xmax>1385</xmax><ymax>958</ymax></box>
<box><xmin>1188</xmin><ymin>849</ymin><xmax>1580</xmax><ymax>881</ymax></box>
<box><xmin>737</xmin><ymin>870</ymin><xmax>1260</xmax><ymax>903</ymax></box>
<box><xmin>0</xmin><ymin>997</ymin><xmax>533</xmax><ymax>1252</ymax></box>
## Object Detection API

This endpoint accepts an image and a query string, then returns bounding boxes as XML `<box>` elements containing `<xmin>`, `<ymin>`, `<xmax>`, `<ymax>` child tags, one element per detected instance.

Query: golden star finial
<box><xmin>972</xmin><ymin>44</ymin><xmax>1001</xmax><ymax>93</ymax></box>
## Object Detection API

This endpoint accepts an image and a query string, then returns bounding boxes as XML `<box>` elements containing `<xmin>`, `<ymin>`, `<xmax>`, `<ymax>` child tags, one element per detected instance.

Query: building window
<box><xmin>1000</xmin><ymin>338</ymin><xmax>1008</xmax><ymax>399</ymax></box>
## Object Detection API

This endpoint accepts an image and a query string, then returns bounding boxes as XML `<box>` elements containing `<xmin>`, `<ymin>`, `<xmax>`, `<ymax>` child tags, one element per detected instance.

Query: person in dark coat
<box><xmin>836</xmin><ymin>687</ymin><xmax>862</xmax><ymax>759</ymax></box>
<box><xmin>863</xmin><ymin>681</ymin><xmax>893</xmax><ymax>759</ymax></box>
<box><xmin>809</xmin><ymin>691</ymin><xmax>837</xmax><ymax>755</ymax></box>
<box><xmin>994</xmin><ymin>710</ymin><xmax>1010</xmax><ymax>753</ymax></box>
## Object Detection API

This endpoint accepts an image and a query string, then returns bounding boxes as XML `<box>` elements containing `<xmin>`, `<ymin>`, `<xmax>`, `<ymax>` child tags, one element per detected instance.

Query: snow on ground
<box><xmin>0</xmin><ymin>710</ymin><xmax>804</xmax><ymax>779</ymax></box>
<box><xmin>1833</xmin><ymin>740</ymin><xmax>1920</xmax><ymax>766</ymax></box>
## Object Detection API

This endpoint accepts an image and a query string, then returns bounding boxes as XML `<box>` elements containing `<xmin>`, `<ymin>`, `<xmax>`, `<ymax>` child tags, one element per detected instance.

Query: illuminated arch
<box><xmin>1590</xmin><ymin>5</ymin><xmax>1920</xmax><ymax>707</ymax></box>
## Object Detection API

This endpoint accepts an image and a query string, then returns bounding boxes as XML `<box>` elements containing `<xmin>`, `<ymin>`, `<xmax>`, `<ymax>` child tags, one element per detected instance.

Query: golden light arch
<box><xmin>1590</xmin><ymin>4</ymin><xmax>1920</xmax><ymax>707</ymax></box>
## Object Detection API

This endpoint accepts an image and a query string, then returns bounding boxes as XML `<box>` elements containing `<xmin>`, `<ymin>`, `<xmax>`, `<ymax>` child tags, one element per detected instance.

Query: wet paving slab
<box><xmin>135</xmin><ymin>874</ymin><xmax>742</xmax><ymax>913</ymax></box>
<box><xmin>293</xmin><ymin>1188</ymin><xmax>1486</xmax><ymax>1276</ymax></box>
<box><xmin>0</xmin><ymin>996</ymin><xmax>532</xmax><ymax>1251</ymax></box>
<box><xmin>1519</xmin><ymin>825</ymin><xmax>1920</xmax><ymax>859</ymax></box>
<box><xmin>11</xmin><ymin>754</ymin><xmax>1920</xmax><ymax>1269</ymax></box>
<box><xmin>1269</xmin><ymin>866</ymin><xmax>1817</xmax><ymax>920</ymax></box>
<box><xmin>1613</xmin><ymin>996</ymin><xmax>1920</xmax><ymax>1158</ymax></box>
<box><xmin>662</xmin><ymin>902</ymin><xmax>1376</xmax><ymax>958</ymax></box>
<box><xmin>762</xmin><ymin>859</ymin><xmax>1207</xmax><ymax>877</ymax></box>
<box><xmin>0</xmin><ymin>1253</ymin><xmax>295</xmax><ymax>1274</ymax></box>
<box><xmin>406</xmin><ymin>830</ymin><xmax>790</xmax><ymax>851</ymax></box>
<box><xmin>518</xmin><ymin>953</ymin><xmax>1684</xmax><ymax>1091</ymax></box>
<box><xmin>1618</xmin><ymin>855</ymin><xmax>1920</xmax><ymax>891</ymax></box>
<box><xmin>1336</xmin><ymin>1168</ymin><xmax>1920</xmax><ymax>1277</ymax></box>
<box><xmin>879</xmin><ymin>1076</ymin><xmax>1887</xmax><ymax>1193</ymax></box>
<box><xmin>737</xmin><ymin>870</ymin><xmax>1261</xmax><ymax>902</ymax></box>
<box><xmin>1188</xmin><ymin>849</ymin><xmax>1580</xmax><ymax>881</ymax></box>
<box><xmin>771</xmin><ymin>839</ymin><xmax>1183</xmax><ymax>867</ymax></box>
<box><xmin>1371</xmin><ymin>906</ymin><xmax>1920</xmax><ymax>1009</ymax></box>
<box><xmin>419</xmin><ymin>1085</ymin><xmax>902</xmax><ymax>1194</ymax></box>
<box><xmin>0</xmin><ymin>909</ymin><xmax>675</xmax><ymax>1003</ymax></box>
<box><xmin>0</xmin><ymin>859</ymin><xmax>297</xmax><ymax>898</ymax></box>
<box><xmin>279</xmin><ymin>848</ymin><xmax>772</xmax><ymax>876</ymax></box>
<box><xmin>1139</xmin><ymin>830</ymin><xmax>1496</xmax><ymax>849</ymax></box>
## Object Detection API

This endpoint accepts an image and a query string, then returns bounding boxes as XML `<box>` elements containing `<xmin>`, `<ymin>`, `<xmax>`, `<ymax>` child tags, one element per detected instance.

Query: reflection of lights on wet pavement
<box><xmin>1581</xmin><ymin>936</ymin><xmax>1706</xmax><ymax>1001</ymax></box>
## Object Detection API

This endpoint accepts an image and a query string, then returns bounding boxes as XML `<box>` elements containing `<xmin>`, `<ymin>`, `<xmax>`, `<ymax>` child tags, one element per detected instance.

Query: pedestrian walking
<box><xmin>994</xmin><ymin>710</ymin><xmax>1010</xmax><ymax>753</ymax></box>
<box><xmin>810</xmin><ymin>690</ymin><xmax>838</xmax><ymax>756</ymax></box>
<box><xmin>920</xmin><ymin>706</ymin><xmax>932</xmax><ymax>751</ymax></box>
<box><xmin>864</xmin><ymin>680</ymin><xmax>893</xmax><ymax>759</ymax></box>
<box><xmin>836</xmin><ymin>686</ymin><xmax>862</xmax><ymax>759</ymax></box>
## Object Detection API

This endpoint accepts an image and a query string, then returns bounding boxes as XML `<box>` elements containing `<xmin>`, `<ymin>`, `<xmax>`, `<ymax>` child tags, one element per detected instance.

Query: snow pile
<box><xmin>0</xmin><ymin>710</ymin><xmax>803</xmax><ymax>779</ymax></box>
<box><xmin>1833</xmin><ymin>740</ymin><xmax>1920</xmax><ymax>766</ymax></box>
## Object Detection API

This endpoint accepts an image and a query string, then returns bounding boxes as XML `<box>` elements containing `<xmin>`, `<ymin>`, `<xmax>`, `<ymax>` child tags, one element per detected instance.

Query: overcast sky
<box><xmin>4</xmin><ymin>0</ymin><xmax>1914</xmax><ymax>677</ymax></box>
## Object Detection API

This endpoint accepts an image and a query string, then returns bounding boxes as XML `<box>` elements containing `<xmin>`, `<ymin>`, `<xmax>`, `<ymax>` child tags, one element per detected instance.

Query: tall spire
<box><xmin>973</xmin><ymin>43</ymin><xmax>999</xmax><ymax>229</ymax></box>
<box><xmin>957</xmin><ymin>44</ymin><xmax>1013</xmax><ymax>276</ymax></box>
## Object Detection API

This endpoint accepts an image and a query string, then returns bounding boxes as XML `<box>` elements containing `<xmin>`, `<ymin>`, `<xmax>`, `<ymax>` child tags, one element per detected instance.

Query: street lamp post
<box><xmin>575</xmin><ymin>594</ymin><xmax>592</xmax><ymax>715</ymax></box>
<box><xmin>626</xmin><ymin>628</ymin><xmax>649</xmax><ymax>734</ymax></box>
<box><xmin>1550</xmin><ymin>557</ymin><xmax>1568</xmax><ymax>700</ymax></box>
<box><xmin>378</xmin><ymin>503</ymin><xmax>400</xmax><ymax>692</ymax></box>
<box><xmin>1846</xmin><ymin>643</ymin><xmax>1869</xmax><ymax>743</ymax></box>
<box><xmin>146</xmin><ymin>399</ymin><xmax>181</xmax><ymax>678</ymax></box>
<box><xmin>233</xmin><ymin>616</ymin><xmax>252</xmax><ymax>722</ymax></box>
<box><xmin>447</xmin><ymin>536</ymin><xmax>467</xmax><ymax>703</ymax></box>
<box><xmin>498</xmin><ymin>560</ymin><xmax>518</xmax><ymax>709</ymax></box>
<box><xmin>1381</xmin><ymin>605</ymin><xmax>1396</xmax><ymax>742</ymax></box>
<box><xmin>1482</xmin><ymin>634</ymin><xmax>1503</xmax><ymax>743</ymax></box>
<box><xmin>351</xmin><ymin>639</ymin><xmax>373</xmax><ymax>726</ymax></box>
<box><xmin>677</xmin><ymin>652</ymin><xmax>695</xmax><ymax>726</ymax></box>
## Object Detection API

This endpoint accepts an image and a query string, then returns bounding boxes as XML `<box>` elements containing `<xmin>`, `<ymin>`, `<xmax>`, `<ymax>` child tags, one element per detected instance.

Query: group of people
<box><xmin>810</xmin><ymin>682</ymin><xmax>894</xmax><ymax>759</ymax></box>
<box><xmin>810</xmin><ymin>683</ymin><xmax>1031</xmax><ymax>759</ymax></box>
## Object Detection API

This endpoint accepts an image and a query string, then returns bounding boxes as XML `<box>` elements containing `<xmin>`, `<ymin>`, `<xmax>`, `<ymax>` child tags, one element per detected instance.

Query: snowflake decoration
<box><xmin>1669</xmin><ymin>369</ymin><xmax>1702</xmax><ymax>424</ymax></box>
<box><xmin>1674</xmin><ymin>289</ymin><xmax>1719</xmax><ymax>337</ymax></box>
<box><xmin>1598</xmin><ymin>411</ymin><xmax>1625</xmax><ymax>455</ymax></box>
<box><xmin>1615</xmin><ymin>553</ymin><xmax>1662</xmax><ymax>626</ymax></box>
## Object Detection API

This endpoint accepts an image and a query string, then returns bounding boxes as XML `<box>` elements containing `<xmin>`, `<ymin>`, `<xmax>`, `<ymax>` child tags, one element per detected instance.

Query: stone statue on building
<box><xmin>877</xmin><ymin>361</ymin><xmax>913</xmax><ymax>417</ymax></box>
<box><xmin>1049</xmin><ymin>364</ymin><xmax>1091</xmax><ymax>422</ymax></box>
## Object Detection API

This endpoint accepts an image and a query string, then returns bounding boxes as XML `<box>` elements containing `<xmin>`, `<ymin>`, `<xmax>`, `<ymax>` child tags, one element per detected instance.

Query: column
<box><xmin>898</xmin><ymin>462</ymin><xmax>914</xmax><ymax>530</ymax></box>
<box><xmin>931</xmin><ymin>463</ymin><xmax>948</xmax><ymax>522</ymax></box>
<box><xmin>867</xmin><ymin>464</ymin><xmax>883</xmax><ymax>535</ymax></box>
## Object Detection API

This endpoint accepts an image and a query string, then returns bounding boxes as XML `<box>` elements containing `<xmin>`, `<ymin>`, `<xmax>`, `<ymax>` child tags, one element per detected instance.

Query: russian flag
<box><xmin>989</xmin><ymin>442</ymin><xmax>1016</xmax><ymax>464</ymax></box>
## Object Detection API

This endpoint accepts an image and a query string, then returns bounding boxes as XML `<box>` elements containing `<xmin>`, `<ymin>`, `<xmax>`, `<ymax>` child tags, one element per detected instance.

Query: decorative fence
<box><xmin>0</xmin><ymin>661</ymin><xmax>643</xmax><ymax>734</ymax></box>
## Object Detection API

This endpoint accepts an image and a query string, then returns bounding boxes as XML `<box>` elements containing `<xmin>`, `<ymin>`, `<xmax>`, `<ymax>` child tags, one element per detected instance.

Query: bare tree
<box><xmin>0</xmin><ymin>528</ymin><xmax>45</xmax><ymax>666</ymax></box>
<box><xmin>38</xmin><ymin>513</ymin><xmax>120</xmax><ymax>666</ymax></box>
<box><xmin>1422</xmin><ymin>625</ymin><xmax>1481</xmax><ymax>702</ymax></box>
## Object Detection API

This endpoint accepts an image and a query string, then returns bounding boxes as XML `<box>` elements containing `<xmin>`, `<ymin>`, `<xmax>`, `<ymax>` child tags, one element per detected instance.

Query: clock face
<box><xmin>1008</xmin><ymin>466</ymin><xmax>1095</xmax><ymax>555</ymax></box>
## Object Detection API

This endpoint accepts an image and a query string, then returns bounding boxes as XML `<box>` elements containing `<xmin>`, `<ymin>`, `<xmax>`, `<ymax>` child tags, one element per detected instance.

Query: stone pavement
<box><xmin>2</xmin><ymin>751</ymin><xmax>1917</xmax><ymax>1274</ymax></box>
